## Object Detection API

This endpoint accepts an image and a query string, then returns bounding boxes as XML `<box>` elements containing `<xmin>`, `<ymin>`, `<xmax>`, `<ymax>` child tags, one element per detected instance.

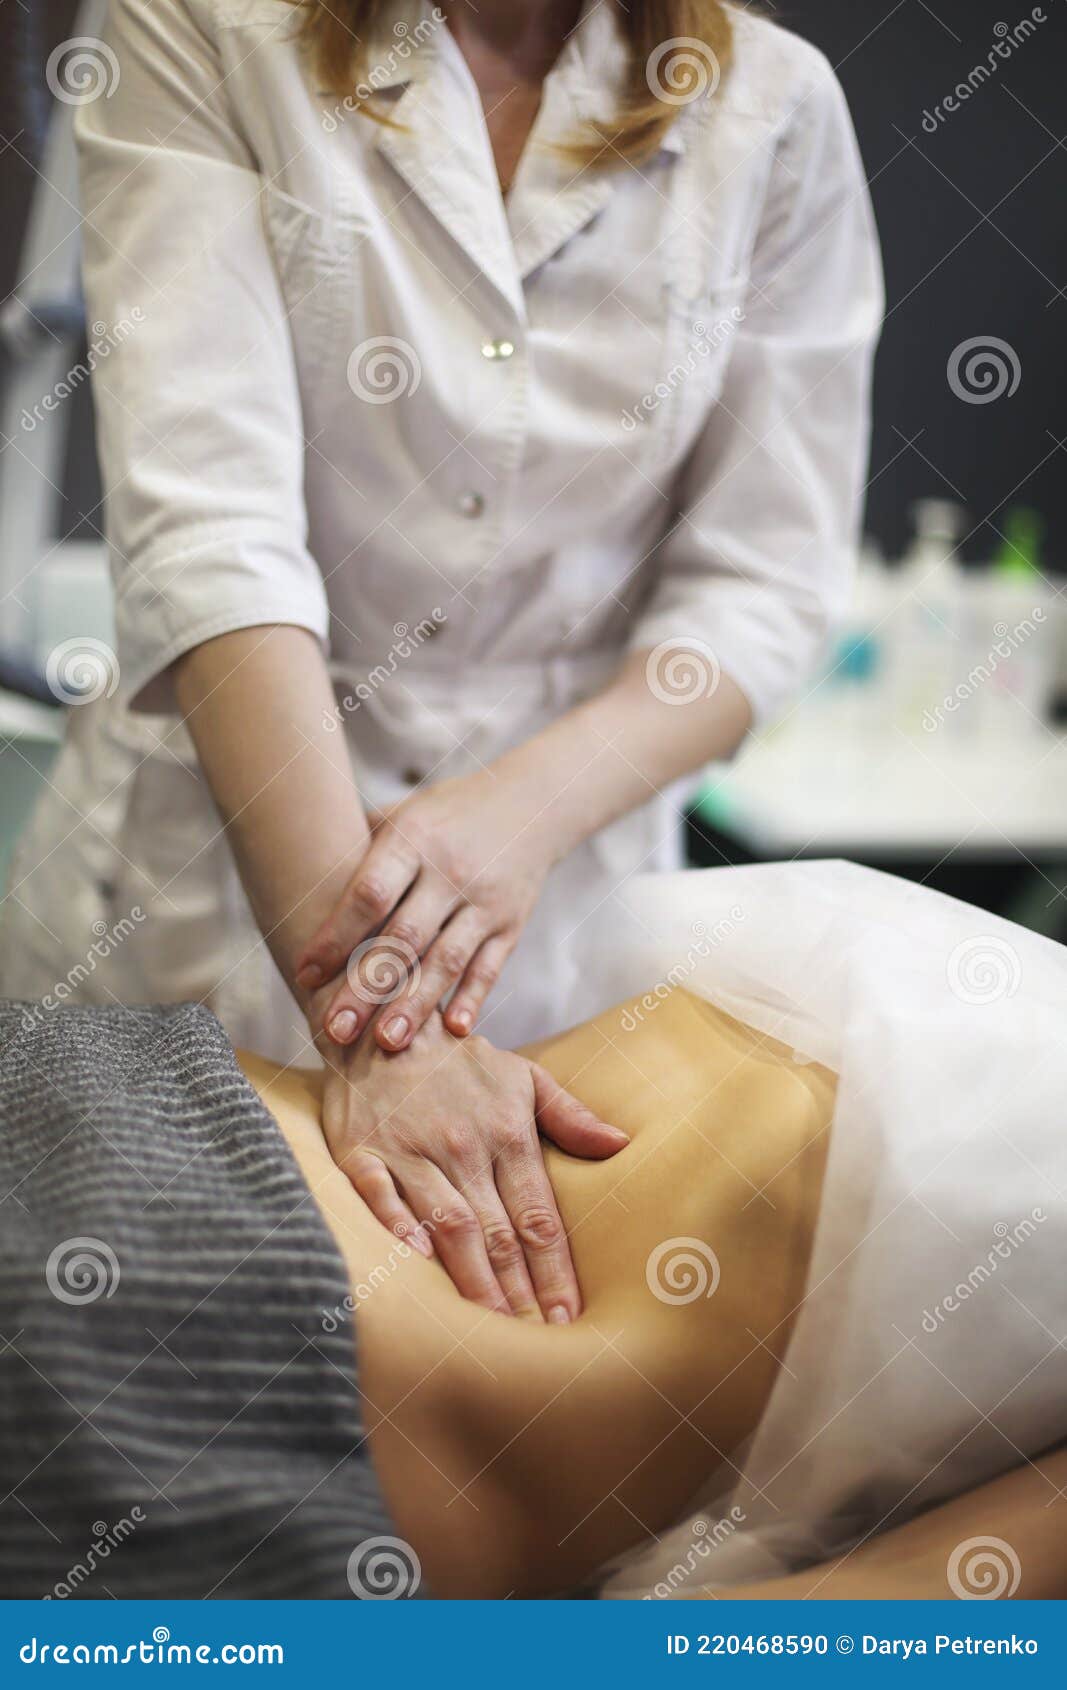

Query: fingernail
<box><xmin>296</xmin><ymin>963</ymin><xmax>323</xmax><ymax>990</ymax></box>
<box><xmin>329</xmin><ymin>1010</ymin><xmax>358</xmax><ymax>1042</ymax></box>
<box><xmin>605</xmin><ymin>1125</ymin><xmax>630</xmax><ymax>1143</ymax></box>
<box><xmin>380</xmin><ymin>1016</ymin><xmax>409</xmax><ymax>1047</ymax></box>
<box><xmin>547</xmin><ymin>1305</ymin><xmax>570</xmax><ymax>1325</ymax></box>
<box><xmin>450</xmin><ymin>1009</ymin><xmax>472</xmax><ymax>1034</ymax></box>
<box><xmin>408</xmin><ymin>1229</ymin><xmax>433</xmax><ymax>1258</ymax></box>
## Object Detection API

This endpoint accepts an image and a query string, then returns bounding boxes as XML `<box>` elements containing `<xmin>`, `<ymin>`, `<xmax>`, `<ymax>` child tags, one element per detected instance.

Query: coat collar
<box><xmin>363</xmin><ymin>0</ymin><xmax>688</xmax><ymax>145</ymax></box>
<box><xmin>367</xmin><ymin>2</ymin><xmax>687</xmax><ymax>311</ymax></box>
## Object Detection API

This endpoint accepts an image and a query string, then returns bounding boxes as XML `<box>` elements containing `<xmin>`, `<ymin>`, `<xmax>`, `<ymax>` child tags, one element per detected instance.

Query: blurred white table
<box><xmin>699</xmin><ymin>718</ymin><xmax>1067</xmax><ymax>858</ymax></box>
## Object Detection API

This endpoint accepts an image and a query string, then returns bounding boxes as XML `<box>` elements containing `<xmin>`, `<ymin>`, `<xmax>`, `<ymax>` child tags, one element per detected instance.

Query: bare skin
<box><xmin>718</xmin><ymin>1444</ymin><xmax>1067</xmax><ymax>1601</ymax></box>
<box><xmin>173</xmin><ymin>628</ymin><xmax>627</xmax><ymax>1325</ymax></box>
<box><xmin>238</xmin><ymin>987</ymin><xmax>834</xmax><ymax>1598</ymax></box>
<box><xmin>441</xmin><ymin>0</ymin><xmax>582</xmax><ymax>194</ymax></box>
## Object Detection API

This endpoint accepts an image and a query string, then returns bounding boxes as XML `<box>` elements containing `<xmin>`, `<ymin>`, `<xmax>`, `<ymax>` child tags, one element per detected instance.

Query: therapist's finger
<box><xmin>340</xmin><ymin>1150</ymin><xmax>434</xmax><ymax>1258</ymax></box>
<box><xmin>530</xmin><ymin>1062</ymin><xmax>631</xmax><ymax>1160</ymax></box>
<box><xmin>375</xmin><ymin>907</ymin><xmax>487</xmax><ymax>1051</ymax></box>
<box><xmin>294</xmin><ymin>838</ymin><xmax>419</xmax><ymax>995</ymax></box>
<box><xmin>443</xmin><ymin>931</ymin><xmax>516</xmax><ymax>1036</ymax></box>
<box><xmin>493</xmin><ymin>1132</ymin><xmax>580</xmax><ymax>1324</ymax></box>
<box><xmin>397</xmin><ymin>1160</ymin><xmax>511</xmax><ymax>1315</ymax></box>
<box><xmin>458</xmin><ymin>1169</ymin><xmax>542</xmax><ymax>1319</ymax></box>
<box><xmin>323</xmin><ymin>879</ymin><xmax>459</xmax><ymax>1047</ymax></box>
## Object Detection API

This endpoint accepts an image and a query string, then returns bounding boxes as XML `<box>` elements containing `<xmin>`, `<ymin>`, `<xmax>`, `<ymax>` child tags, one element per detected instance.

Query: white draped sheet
<box><xmin>565</xmin><ymin>861</ymin><xmax>1067</xmax><ymax>1597</ymax></box>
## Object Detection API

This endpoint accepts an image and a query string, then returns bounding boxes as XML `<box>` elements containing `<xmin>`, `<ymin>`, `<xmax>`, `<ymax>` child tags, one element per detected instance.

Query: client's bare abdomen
<box><xmin>527</xmin><ymin>988</ymin><xmax>835</xmax><ymax>1370</ymax></box>
<box><xmin>241</xmin><ymin>988</ymin><xmax>835</xmax><ymax>1595</ymax></box>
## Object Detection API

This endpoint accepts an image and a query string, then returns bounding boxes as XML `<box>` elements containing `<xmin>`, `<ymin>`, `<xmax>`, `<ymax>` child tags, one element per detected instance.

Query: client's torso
<box><xmin>238</xmin><ymin>989</ymin><xmax>835</xmax><ymax>1596</ymax></box>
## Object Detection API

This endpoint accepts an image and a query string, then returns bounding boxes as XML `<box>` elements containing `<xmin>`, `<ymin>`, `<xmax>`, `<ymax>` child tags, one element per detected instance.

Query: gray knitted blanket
<box><xmin>0</xmin><ymin>1001</ymin><xmax>401</xmax><ymax>1599</ymax></box>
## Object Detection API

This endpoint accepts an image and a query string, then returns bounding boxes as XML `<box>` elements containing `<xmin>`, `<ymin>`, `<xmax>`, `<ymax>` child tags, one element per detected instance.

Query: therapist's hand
<box><xmin>316</xmin><ymin>1009</ymin><xmax>628</xmax><ymax>1320</ymax></box>
<box><xmin>295</xmin><ymin>767</ymin><xmax>557</xmax><ymax>1051</ymax></box>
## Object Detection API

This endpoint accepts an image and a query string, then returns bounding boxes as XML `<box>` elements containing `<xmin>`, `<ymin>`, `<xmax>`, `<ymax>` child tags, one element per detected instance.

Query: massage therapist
<box><xmin>4</xmin><ymin>1</ymin><xmax>881</xmax><ymax>1297</ymax></box>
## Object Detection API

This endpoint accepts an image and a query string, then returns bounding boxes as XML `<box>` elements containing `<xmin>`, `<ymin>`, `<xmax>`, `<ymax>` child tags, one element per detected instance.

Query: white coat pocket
<box><xmin>647</xmin><ymin>277</ymin><xmax>749</xmax><ymax>466</ymax></box>
<box><xmin>260</xmin><ymin>185</ymin><xmax>369</xmax><ymax>399</ymax></box>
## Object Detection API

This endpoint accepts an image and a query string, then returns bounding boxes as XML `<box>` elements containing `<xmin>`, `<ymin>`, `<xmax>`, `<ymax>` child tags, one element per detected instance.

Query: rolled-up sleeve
<box><xmin>630</xmin><ymin>53</ymin><xmax>884</xmax><ymax>729</ymax></box>
<box><xmin>75</xmin><ymin>0</ymin><xmax>328</xmax><ymax>712</ymax></box>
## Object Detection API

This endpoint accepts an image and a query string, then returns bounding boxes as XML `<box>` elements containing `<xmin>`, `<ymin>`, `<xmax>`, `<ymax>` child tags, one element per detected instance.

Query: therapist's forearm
<box><xmin>495</xmin><ymin>649</ymin><xmax>751</xmax><ymax>862</ymax></box>
<box><xmin>172</xmin><ymin>625</ymin><xmax>370</xmax><ymax>1005</ymax></box>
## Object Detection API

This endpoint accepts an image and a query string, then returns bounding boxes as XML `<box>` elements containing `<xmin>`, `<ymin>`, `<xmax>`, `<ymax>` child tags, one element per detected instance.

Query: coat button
<box><xmin>458</xmin><ymin>491</ymin><xmax>485</xmax><ymax>518</ymax></box>
<box><xmin>481</xmin><ymin>338</ymin><xmax>515</xmax><ymax>360</ymax></box>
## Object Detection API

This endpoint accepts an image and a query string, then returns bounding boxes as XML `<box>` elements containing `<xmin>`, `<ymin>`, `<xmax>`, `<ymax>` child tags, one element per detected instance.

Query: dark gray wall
<box><xmin>783</xmin><ymin>0</ymin><xmax>1066</xmax><ymax>570</ymax></box>
<box><xmin>3</xmin><ymin>0</ymin><xmax>1065</xmax><ymax>567</ymax></box>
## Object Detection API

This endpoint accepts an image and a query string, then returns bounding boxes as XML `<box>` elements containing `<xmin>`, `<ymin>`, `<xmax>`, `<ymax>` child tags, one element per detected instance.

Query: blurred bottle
<box><xmin>968</xmin><ymin>508</ymin><xmax>1054</xmax><ymax>738</ymax></box>
<box><xmin>811</xmin><ymin>536</ymin><xmax>892</xmax><ymax>737</ymax></box>
<box><xmin>894</xmin><ymin>499</ymin><xmax>968</xmax><ymax>738</ymax></box>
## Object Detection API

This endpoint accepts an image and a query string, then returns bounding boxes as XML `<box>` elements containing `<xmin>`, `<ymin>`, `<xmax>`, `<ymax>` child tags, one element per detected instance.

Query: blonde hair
<box><xmin>293</xmin><ymin>1</ymin><xmax>734</xmax><ymax>165</ymax></box>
